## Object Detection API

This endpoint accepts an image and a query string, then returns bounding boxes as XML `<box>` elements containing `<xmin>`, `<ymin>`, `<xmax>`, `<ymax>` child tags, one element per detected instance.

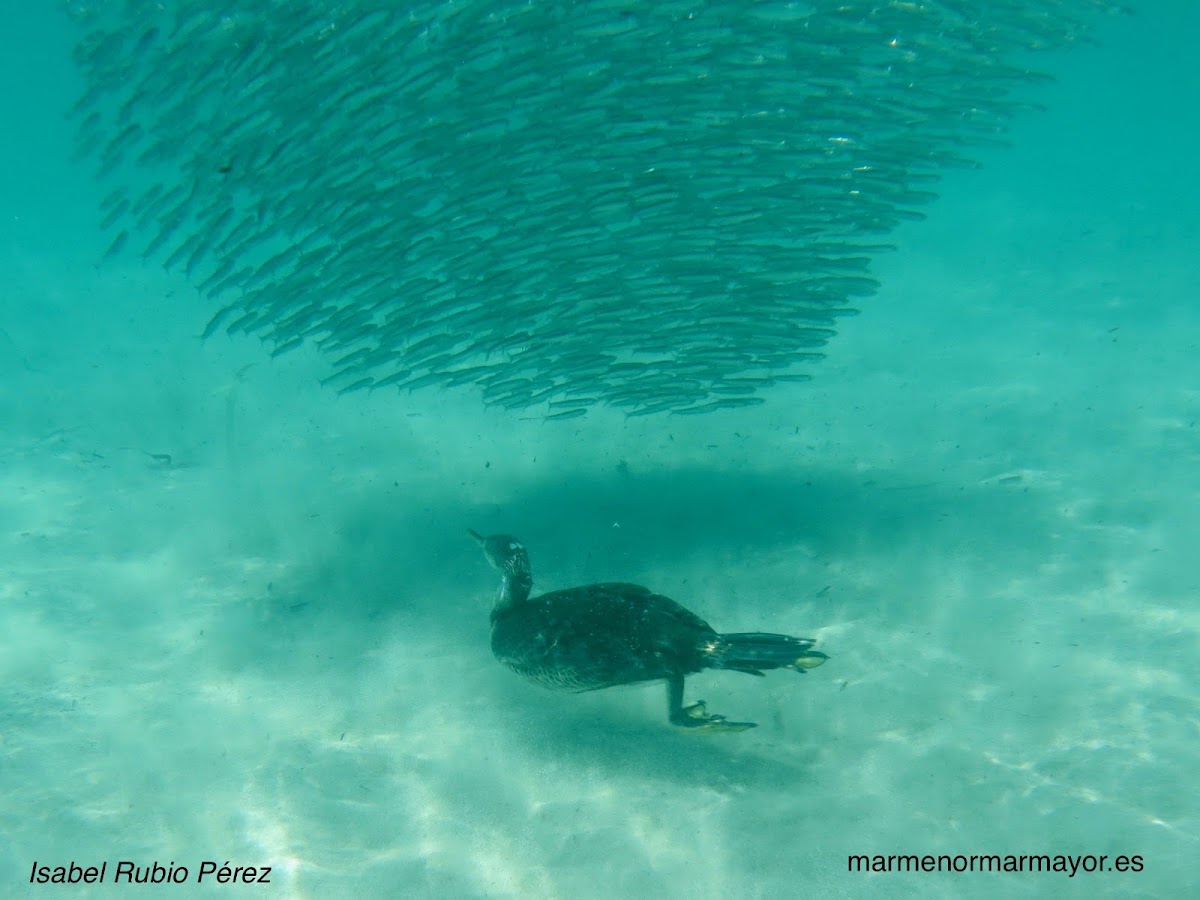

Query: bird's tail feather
<box><xmin>709</xmin><ymin>632</ymin><xmax>828</xmax><ymax>675</ymax></box>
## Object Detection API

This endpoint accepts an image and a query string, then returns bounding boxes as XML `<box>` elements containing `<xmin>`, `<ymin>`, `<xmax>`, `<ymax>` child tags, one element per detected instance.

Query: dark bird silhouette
<box><xmin>471</xmin><ymin>530</ymin><xmax>828</xmax><ymax>732</ymax></box>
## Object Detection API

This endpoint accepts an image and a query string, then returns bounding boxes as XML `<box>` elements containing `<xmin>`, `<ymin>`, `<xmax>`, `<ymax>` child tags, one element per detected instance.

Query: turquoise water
<box><xmin>1</xmin><ymin>2</ymin><xmax>1197</xmax><ymax>898</ymax></box>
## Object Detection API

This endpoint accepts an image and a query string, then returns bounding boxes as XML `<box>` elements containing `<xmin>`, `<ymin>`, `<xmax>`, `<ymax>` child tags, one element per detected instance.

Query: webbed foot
<box><xmin>671</xmin><ymin>700</ymin><xmax>756</xmax><ymax>733</ymax></box>
<box><xmin>788</xmin><ymin>650</ymin><xmax>829</xmax><ymax>671</ymax></box>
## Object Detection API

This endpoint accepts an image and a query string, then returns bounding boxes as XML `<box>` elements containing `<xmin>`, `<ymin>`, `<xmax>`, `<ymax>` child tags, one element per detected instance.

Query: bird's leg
<box><xmin>667</xmin><ymin>674</ymin><xmax>756</xmax><ymax>733</ymax></box>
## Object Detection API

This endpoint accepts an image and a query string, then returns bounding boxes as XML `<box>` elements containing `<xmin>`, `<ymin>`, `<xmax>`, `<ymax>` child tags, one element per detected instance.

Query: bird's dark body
<box><xmin>471</xmin><ymin>529</ymin><xmax>827</xmax><ymax>730</ymax></box>
<box><xmin>490</xmin><ymin>582</ymin><xmax>716</xmax><ymax>691</ymax></box>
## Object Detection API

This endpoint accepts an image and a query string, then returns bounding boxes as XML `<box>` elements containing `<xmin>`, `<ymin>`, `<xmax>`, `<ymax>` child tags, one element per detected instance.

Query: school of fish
<box><xmin>64</xmin><ymin>0</ymin><xmax>1119</xmax><ymax>417</ymax></box>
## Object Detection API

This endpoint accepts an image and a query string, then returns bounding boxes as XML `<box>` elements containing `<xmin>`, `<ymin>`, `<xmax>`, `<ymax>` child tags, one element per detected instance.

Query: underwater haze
<box><xmin>1</xmin><ymin>1</ymin><xmax>1198</xmax><ymax>898</ymax></box>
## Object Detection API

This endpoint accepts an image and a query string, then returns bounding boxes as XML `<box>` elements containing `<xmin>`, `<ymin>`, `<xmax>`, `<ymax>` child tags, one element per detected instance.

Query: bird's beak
<box><xmin>468</xmin><ymin>528</ymin><xmax>485</xmax><ymax>546</ymax></box>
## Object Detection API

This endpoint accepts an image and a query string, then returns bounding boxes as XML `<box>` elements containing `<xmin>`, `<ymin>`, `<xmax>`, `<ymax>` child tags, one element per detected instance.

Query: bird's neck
<box><xmin>496</xmin><ymin>555</ymin><xmax>533</xmax><ymax>611</ymax></box>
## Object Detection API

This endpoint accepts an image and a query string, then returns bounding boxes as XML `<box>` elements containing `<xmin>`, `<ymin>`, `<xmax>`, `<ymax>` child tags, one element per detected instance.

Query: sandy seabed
<box><xmin>1</xmin><ymin>5</ymin><xmax>1198</xmax><ymax>900</ymax></box>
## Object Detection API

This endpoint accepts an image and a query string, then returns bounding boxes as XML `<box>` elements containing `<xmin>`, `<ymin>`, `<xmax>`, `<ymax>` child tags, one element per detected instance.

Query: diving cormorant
<box><xmin>471</xmin><ymin>530</ymin><xmax>828</xmax><ymax>732</ymax></box>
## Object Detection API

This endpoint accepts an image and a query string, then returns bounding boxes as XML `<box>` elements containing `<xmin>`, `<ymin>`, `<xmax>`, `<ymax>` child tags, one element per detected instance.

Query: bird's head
<box><xmin>469</xmin><ymin>529</ymin><xmax>528</xmax><ymax>573</ymax></box>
